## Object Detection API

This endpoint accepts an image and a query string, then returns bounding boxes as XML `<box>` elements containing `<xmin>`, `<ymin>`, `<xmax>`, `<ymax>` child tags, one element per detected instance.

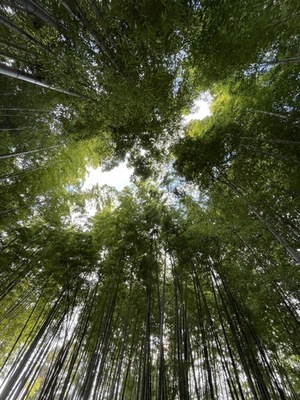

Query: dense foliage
<box><xmin>0</xmin><ymin>0</ymin><xmax>299</xmax><ymax>399</ymax></box>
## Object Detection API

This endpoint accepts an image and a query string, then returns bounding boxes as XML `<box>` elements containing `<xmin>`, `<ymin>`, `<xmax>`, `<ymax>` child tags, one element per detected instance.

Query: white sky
<box><xmin>182</xmin><ymin>96</ymin><xmax>211</xmax><ymax>124</ymax></box>
<box><xmin>83</xmin><ymin>96</ymin><xmax>211</xmax><ymax>191</ymax></box>
<box><xmin>82</xmin><ymin>162</ymin><xmax>133</xmax><ymax>191</ymax></box>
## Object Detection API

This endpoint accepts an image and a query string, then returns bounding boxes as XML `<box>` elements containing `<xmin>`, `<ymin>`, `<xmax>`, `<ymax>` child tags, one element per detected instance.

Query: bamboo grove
<box><xmin>0</xmin><ymin>0</ymin><xmax>300</xmax><ymax>399</ymax></box>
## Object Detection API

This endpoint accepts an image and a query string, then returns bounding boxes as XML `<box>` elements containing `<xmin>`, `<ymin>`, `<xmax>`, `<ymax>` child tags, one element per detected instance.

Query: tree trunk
<box><xmin>10</xmin><ymin>0</ymin><xmax>66</xmax><ymax>32</ymax></box>
<box><xmin>217</xmin><ymin>172</ymin><xmax>300</xmax><ymax>263</ymax></box>
<box><xmin>0</xmin><ymin>63</ymin><xmax>82</xmax><ymax>97</ymax></box>
<box><xmin>0</xmin><ymin>13</ymin><xmax>50</xmax><ymax>53</ymax></box>
<box><xmin>0</xmin><ymin>144</ymin><xmax>61</xmax><ymax>160</ymax></box>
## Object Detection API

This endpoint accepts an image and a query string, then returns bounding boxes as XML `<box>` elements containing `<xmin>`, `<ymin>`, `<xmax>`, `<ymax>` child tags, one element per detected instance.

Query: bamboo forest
<box><xmin>0</xmin><ymin>0</ymin><xmax>300</xmax><ymax>399</ymax></box>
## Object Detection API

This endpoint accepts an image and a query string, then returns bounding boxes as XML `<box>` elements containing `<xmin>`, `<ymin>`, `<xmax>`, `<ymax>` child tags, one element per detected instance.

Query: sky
<box><xmin>83</xmin><ymin>95</ymin><xmax>211</xmax><ymax>191</ymax></box>
<box><xmin>182</xmin><ymin>95</ymin><xmax>211</xmax><ymax>124</ymax></box>
<box><xmin>82</xmin><ymin>162</ymin><xmax>133</xmax><ymax>191</ymax></box>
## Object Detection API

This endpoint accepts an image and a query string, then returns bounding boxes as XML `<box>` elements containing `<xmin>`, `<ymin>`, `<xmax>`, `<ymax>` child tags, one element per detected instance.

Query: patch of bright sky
<box><xmin>82</xmin><ymin>162</ymin><xmax>133</xmax><ymax>191</ymax></box>
<box><xmin>182</xmin><ymin>94</ymin><xmax>212</xmax><ymax>125</ymax></box>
